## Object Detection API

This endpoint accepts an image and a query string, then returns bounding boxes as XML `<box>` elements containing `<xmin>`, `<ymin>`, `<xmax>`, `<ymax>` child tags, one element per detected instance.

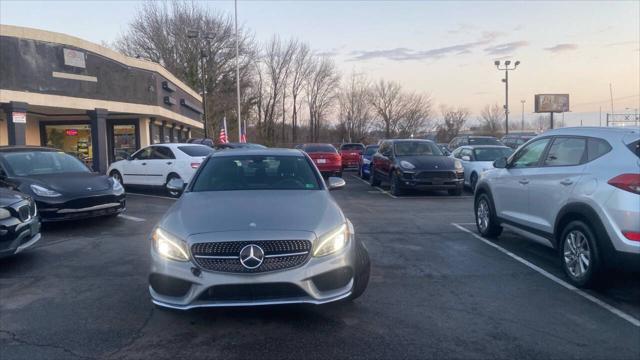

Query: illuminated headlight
<box><xmin>111</xmin><ymin>177</ymin><xmax>124</xmax><ymax>192</ymax></box>
<box><xmin>0</xmin><ymin>208</ymin><xmax>11</xmax><ymax>220</ymax></box>
<box><xmin>30</xmin><ymin>184</ymin><xmax>62</xmax><ymax>197</ymax></box>
<box><xmin>454</xmin><ymin>160</ymin><xmax>463</xmax><ymax>170</ymax></box>
<box><xmin>400</xmin><ymin>160</ymin><xmax>415</xmax><ymax>170</ymax></box>
<box><xmin>313</xmin><ymin>223</ymin><xmax>350</xmax><ymax>257</ymax></box>
<box><xmin>152</xmin><ymin>228</ymin><xmax>189</xmax><ymax>262</ymax></box>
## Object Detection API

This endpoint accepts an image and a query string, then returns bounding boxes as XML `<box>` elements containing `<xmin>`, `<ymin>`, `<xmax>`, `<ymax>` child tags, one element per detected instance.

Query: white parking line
<box><xmin>126</xmin><ymin>192</ymin><xmax>176</xmax><ymax>200</ymax></box>
<box><xmin>451</xmin><ymin>223</ymin><xmax>640</xmax><ymax>328</ymax></box>
<box><xmin>118</xmin><ymin>214</ymin><xmax>146</xmax><ymax>222</ymax></box>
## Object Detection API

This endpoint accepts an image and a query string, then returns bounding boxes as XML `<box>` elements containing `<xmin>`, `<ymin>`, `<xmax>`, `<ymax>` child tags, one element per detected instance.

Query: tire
<box><xmin>559</xmin><ymin>220</ymin><xmax>602</xmax><ymax>288</ymax></box>
<box><xmin>474</xmin><ymin>193</ymin><xmax>502</xmax><ymax>238</ymax></box>
<box><xmin>369</xmin><ymin>166</ymin><xmax>381</xmax><ymax>187</ymax></box>
<box><xmin>448</xmin><ymin>188</ymin><xmax>463</xmax><ymax>196</ymax></box>
<box><xmin>390</xmin><ymin>171</ymin><xmax>403</xmax><ymax>196</ymax></box>
<box><xmin>165</xmin><ymin>174</ymin><xmax>182</xmax><ymax>198</ymax></box>
<box><xmin>110</xmin><ymin>170</ymin><xmax>124</xmax><ymax>186</ymax></box>
<box><xmin>470</xmin><ymin>173</ymin><xmax>478</xmax><ymax>193</ymax></box>
<box><xmin>348</xmin><ymin>240</ymin><xmax>370</xmax><ymax>301</ymax></box>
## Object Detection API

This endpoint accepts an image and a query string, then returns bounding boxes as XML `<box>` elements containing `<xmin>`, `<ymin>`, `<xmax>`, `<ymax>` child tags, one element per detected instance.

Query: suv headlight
<box><xmin>400</xmin><ymin>160</ymin><xmax>415</xmax><ymax>170</ymax></box>
<box><xmin>0</xmin><ymin>208</ymin><xmax>11</xmax><ymax>220</ymax></box>
<box><xmin>111</xmin><ymin>177</ymin><xmax>124</xmax><ymax>192</ymax></box>
<box><xmin>314</xmin><ymin>223</ymin><xmax>350</xmax><ymax>257</ymax></box>
<box><xmin>152</xmin><ymin>228</ymin><xmax>189</xmax><ymax>262</ymax></box>
<box><xmin>30</xmin><ymin>184</ymin><xmax>62</xmax><ymax>197</ymax></box>
<box><xmin>454</xmin><ymin>160</ymin><xmax>463</xmax><ymax>170</ymax></box>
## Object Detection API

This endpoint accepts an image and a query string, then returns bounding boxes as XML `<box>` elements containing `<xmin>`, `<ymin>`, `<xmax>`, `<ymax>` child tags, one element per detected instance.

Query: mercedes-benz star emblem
<box><xmin>239</xmin><ymin>244</ymin><xmax>264</xmax><ymax>269</ymax></box>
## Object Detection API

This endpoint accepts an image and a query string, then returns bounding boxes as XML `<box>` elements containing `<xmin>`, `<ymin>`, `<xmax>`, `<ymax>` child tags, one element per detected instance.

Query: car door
<box><xmin>373</xmin><ymin>141</ymin><xmax>390</xmax><ymax>179</ymax></box>
<box><xmin>145</xmin><ymin>146</ymin><xmax>176</xmax><ymax>185</ymax></box>
<box><xmin>379</xmin><ymin>141</ymin><xmax>393</xmax><ymax>179</ymax></box>
<box><xmin>491</xmin><ymin>137</ymin><xmax>551</xmax><ymax>226</ymax></box>
<box><xmin>525</xmin><ymin>136</ymin><xmax>588</xmax><ymax>234</ymax></box>
<box><xmin>122</xmin><ymin>147</ymin><xmax>153</xmax><ymax>185</ymax></box>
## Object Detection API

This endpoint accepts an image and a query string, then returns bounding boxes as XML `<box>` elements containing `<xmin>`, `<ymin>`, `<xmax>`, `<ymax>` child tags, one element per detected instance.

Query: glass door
<box><xmin>108</xmin><ymin>121</ymin><xmax>139</xmax><ymax>163</ymax></box>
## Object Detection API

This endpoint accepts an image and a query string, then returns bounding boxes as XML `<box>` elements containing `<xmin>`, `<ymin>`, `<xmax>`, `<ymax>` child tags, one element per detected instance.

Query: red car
<box><xmin>301</xmin><ymin>143</ymin><xmax>342</xmax><ymax>177</ymax></box>
<box><xmin>339</xmin><ymin>143</ymin><xmax>365</xmax><ymax>169</ymax></box>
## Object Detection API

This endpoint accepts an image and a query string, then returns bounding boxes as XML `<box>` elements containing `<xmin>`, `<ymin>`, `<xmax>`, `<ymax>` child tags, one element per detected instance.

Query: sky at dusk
<box><xmin>1</xmin><ymin>0</ymin><xmax>639</xmax><ymax>127</ymax></box>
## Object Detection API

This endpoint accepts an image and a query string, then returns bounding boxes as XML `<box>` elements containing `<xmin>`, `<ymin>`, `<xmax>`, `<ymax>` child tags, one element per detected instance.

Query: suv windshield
<box><xmin>1</xmin><ymin>151</ymin><xmax>90</xmax><ymax>176</ymax></box>
<box><xmin>394</xmin><ymin>141</ymin><xmax>443</xmax><ymax>156</ymax></box>
<box><xmin>303</xmin><ymin>144</ymin><xmax>337</xmax><ymax>153</ymax></box>
<box><xmin>469</xmin><ymin>137</ymin><xmax>502</xmax><ymax>146</ymax></box>
<box><xmin>191</xmin><ymin>155</ymin><xmax>321</xmax><ymax>191</ymax></box>
<box><xmin>340</xmin><ymin>144</ymin><xmax>364</xmax><ymax>151</ymax></box>
<box><xmin>474</xmin><ymin>147</ymin><xmax>514</xmax><ymax>161</ymax></box>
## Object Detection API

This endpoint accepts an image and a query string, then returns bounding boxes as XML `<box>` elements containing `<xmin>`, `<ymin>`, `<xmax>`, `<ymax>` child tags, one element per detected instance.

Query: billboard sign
<box><xmin>535</xmin><ymin>94</ymin><xmax>570</xmax><ymax>113</ymax></box>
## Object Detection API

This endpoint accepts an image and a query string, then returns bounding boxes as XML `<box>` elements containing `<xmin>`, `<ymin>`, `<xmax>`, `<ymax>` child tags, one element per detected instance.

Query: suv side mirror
<box><xmin>327</xmin><ymin>177</ymin><xmax>346</xmax><ymax>191</ymax></box>
<box><xmin>494</xmin><ymin>157</ymin><xmax>508</xmax><ymax>169</ymax></box>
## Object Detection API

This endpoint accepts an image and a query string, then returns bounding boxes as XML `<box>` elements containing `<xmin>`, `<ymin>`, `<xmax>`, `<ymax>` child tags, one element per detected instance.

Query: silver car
<box><xmin>451</xmin><ymin>145</ymin><xmax>514</xmax><ymax>190</ymax></box>
<box><xmin>474</xmin><ymin>127</ymin><xmax>640</xmax><ymax>287</ymax></box>
<box><xmin>149</xmin><ymin>149</ymin><xmax>370</xmax><ymax>309</ymax></box>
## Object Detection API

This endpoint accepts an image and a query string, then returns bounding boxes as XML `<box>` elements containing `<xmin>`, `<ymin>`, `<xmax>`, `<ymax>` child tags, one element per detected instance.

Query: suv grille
<box><xmin>415</xmin><ymin>171</ymin><xmax>456</xmax><ymax>180</ymax></box>
<box><xmin>191</xmin><ymin>240</ymin><xmax>312</xmax><ymax>273</ymax></box>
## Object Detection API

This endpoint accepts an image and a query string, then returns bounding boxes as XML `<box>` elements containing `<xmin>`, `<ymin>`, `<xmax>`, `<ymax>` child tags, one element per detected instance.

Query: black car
<box><xmin>0</xmin><ymin>188</ymin><xmax>41</xmax><ymax>258</ymax></box>
<box><xmin>448</xmin><ymin>135</ymin><xmax>503</xmax><ymax>151</ymax></box>
<box><xmin>0</xmin><ymin>147</ymin><xmax>126</xmax><ymax>221</ymax></box>
<box><xmin>370</xmin><ymin>139</ymin><xmax>464</xmax><ymax>196</ymax></box>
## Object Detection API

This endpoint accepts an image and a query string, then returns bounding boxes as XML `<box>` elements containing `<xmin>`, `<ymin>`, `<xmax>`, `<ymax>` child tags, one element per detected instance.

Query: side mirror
<box><xmin>166</xmin><ymin>177</ymin><xmax>185</xmax><ymax>194</ymax></box>
<box><xmin>493</xmin><ymin>157</ymin><xmax>508</xmax><ymax>169</ymax></box>
<box><xmin>461</xmin><ymin>155</ymin><xmax>471</xmax><ymax>161</ymax></box>
<box><xmin>327</xmin><ymin>177</ymin><xmax>346</xmax><ymax>191</ymax></box>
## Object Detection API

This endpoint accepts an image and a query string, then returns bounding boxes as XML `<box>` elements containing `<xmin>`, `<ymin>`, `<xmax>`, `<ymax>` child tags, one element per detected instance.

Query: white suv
<box><xmin>474</xmin><ymin>127</ymin><xmax>639</xmax><ymax>287</ymax></box>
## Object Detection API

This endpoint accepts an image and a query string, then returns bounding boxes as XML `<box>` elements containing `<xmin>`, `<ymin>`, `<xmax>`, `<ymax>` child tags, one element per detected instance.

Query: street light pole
<box><xmin>188</xmin><ymin>30</ymin><xmax>214</xmax><ymax>139</ymax></box>
<box><xmin>494</xmin><ymin>60</ymin><xmax>520</xmax><ymax>135</ymax></box>
<box><xmin>235</xmin><ymin>0</ymin><xmax>242</xmax><ymax>142</ymax></box>
<box><xmin>520</xmin><ymin>99</ymin><xmax>525</xmax><ymax>131</ymax></box>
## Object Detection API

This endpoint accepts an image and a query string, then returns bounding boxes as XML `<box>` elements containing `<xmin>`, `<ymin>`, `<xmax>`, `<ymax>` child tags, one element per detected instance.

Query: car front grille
<box><xmin>191</xmin><ymin>240</ymin><xmax>312</xmax><ymax>273</ymax></box>
<box><xmin>414</xmin><ymin>171</ymin><xmax>456</xmax><ymax>180</ymax></box>
<box><xmin>198</xmin><ymin>283</ymin><xmax>308</xmax><ymax>302</ymax></box>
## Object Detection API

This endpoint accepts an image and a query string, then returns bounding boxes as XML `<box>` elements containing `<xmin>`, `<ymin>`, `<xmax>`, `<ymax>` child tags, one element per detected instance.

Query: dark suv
<box><xmin>0</xmin><ymin>188</ymin><xmax>41</xmax><ymax>258</ymax></box>
<box><xmin>448</xmin><ymin>136</ymin><xmax>503</xmax><ymax>151</ymax></box>
<box><xmin>369</xmin><ymin>139</ymin><xmax>464</xmax><ymax>196</ymax></box>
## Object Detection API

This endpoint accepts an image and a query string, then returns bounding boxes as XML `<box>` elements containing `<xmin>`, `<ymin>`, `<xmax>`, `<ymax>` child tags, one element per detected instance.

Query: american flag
<box><xmin>240</xmin><ymin>120</ymin><xmax>247</xmax><ymax>143</ymax></box>
<box><xmin>219</xmin><ymin>118</ymin><xmax>228</xmax><ymax>144</ymax></box>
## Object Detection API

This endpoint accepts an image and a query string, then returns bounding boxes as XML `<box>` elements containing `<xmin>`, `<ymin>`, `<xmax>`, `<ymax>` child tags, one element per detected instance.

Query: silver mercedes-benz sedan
<box><xmin>149</xmin><ymin>148</ymin><xmax>370</xmax><ymax>309</ymax></box>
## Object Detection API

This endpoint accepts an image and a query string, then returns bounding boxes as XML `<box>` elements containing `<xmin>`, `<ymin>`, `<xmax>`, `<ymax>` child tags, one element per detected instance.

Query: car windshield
<box><xmin>473</xmin><ymin>147</ymin><xmax>514</xmax><ymax>161</ymax></box>
<box><xmin>468</xmin><ymin>137</ymin><xmax>502</xmax><ymax>146</ymax></box>
<box><xmin>303</xmin><ymin>144</ymin><xmax>337</xmax><ymax>153</ymax></box>
<box><xmin>178</xmin><ymin>146</ymin><xmax>214</xmax><ymax>157</ymax></box>
<box><xmin>394</xmin><ymin>141</ymin><xmax>443</xmax><ymax>156</ymax></box>
<box><xmin>340</xmin><ymin>144</ymin><xmax>364</xmax><ymax>151</ymax></box>
<box><xmin>1</xmin><ymin>151</ymin><xmax>90</xmax><ymax>176</ymax></box>
<box><xmin>364</xmin><ymin>146</ymin><xmax>379</xmax><ymax>156</ymax></box>
<box><xmin>191</xmin><ymin>155</ymin><xmax>321</xmax><ymax>191</ymax></box>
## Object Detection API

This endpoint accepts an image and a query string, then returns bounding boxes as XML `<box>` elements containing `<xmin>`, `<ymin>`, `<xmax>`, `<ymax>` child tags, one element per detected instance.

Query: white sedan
<box><xmin>450</xmin><ymin>145</ymin><xmax>513</xmax><ymax>191</ymax></box>
<box><xmin>108</xmin><ymin>143</ymin><xmax>213</xmax><ymax>196</ymax></box>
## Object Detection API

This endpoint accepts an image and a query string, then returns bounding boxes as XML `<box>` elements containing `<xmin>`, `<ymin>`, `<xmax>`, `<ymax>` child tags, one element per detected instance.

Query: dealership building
<box><xmin>0</xmin><ymin>25</ymin><xmax>204</xmax><ymax>173</ymax></box>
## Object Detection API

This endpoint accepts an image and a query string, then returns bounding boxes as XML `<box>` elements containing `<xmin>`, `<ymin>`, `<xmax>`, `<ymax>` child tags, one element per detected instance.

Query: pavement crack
<box><xmin>105</xmin><ymin>306</ymin><xmax>155</xmax><ymax>359</ymax></box>
<box><xmin>0</xmin><ymin>329</ymin><xmax>95</xmax><ymax>360</ymax></box>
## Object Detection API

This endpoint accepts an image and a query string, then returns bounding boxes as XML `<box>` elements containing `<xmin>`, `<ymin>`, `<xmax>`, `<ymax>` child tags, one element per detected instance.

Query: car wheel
<box><xmin>448</xmin><ymin>188</ymin><xmax>463</xmax><ymax>196</ymax></box>
<box><xmin>470</xmin><ymin>173</ymin><xmax>478</xmax><ymax>192</ymax></box>
<box><xmin>475</xmin><ymin>193</ymin><xmax>502</xmax><ymax>238</ymax></box>
<box><xmin>369</xmin><ymin>166</ymin><xmax>381</xmax><ymax>187</ymax></box>
<box><xmin>390</xmin><ymin>172</ymin><xmax>403</xmax><ymax>196</ymax></box>
<box><xmin>110</xmin><ymin>170</ymin><xmax>124</xmax><ymax>185</ymax></box>
<box><xmin>560</xmin><ymin>220</ymin><xmax>602</xmax><ymax>288</ymax></box>
<box><xmin>165</xmin><ymin>174</ymin><xmax>182</xmax><ymax>198</ymax></box>
<box><xmin>348</xmin><ymin>240</ymin><xmax>370</xmax><ymax>301</ymax></box>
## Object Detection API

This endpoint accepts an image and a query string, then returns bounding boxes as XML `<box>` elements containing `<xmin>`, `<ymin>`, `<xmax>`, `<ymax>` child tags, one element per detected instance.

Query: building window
<box><xmin>150</xmin><ymin>124</ymin><xmax>161</xmax><ymax>144</ymax></box>
<box><xmin>110</xmin><ymin>123</ymin><xmax>138</xmax><ymax>162</ymax></box>
<box><xmin>43</xmin><ymin>123</ymin><xmax>93</xmax><ymax>169</ymax></box>
<box><xmin>164</xmin><ymin>127</ymin><xmax>171</xmax><ymax>143</ymax></box>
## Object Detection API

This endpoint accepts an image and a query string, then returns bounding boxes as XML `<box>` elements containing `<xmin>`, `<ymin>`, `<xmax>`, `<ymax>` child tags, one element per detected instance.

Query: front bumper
<box><xmin>149</xmin><ymin>235</ymin><xmax>358</xmax><ymax>309</ymax></box>
<box><xmin>37</xmin><ymin>193</ymin><xmax>126</xmax><ymax>221</ymax></box>
<box><xmin>398</xmin><ymin>170</ymin><xmax>464</xmax><ymax>190</ymax></box>
<box><xmin>0</xmin><ymin>216</ymin><xmax>42</xmax><ymax>258</ymax></box>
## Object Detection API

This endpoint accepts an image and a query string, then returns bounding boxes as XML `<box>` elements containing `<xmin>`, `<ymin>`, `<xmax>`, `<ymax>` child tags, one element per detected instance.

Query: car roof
<box><xmin>210</xmin><ymin>148</ymin><xmax>304</xmax><ymax>157</ymax></box>
<box><xmin>0</xmin><ymin>146</ymin><xmax>58</xmax><ymax>152</ymax></box>
<box><xmin>541</xmin><ymin>126</ymin><xmax>639</xmax><ymax>140</ymax></box>
<box><xmin>151</xmin><ymin>143</ymin><xmax>210</xmax><ymax>149</ymax></box>
<box><xmin>459</xmin><ymin>145</ymin><xmax>511</xmax><ymax>149</ymax></box>
<box><xmin>364</xmin><ymin>144</ymin><xmax>379</xmax><ymax>148</ymax></box>
<box><xmin>387</xmin><ymin>139</ymin><xmax>436</xmax><ymax>143</ymax></box>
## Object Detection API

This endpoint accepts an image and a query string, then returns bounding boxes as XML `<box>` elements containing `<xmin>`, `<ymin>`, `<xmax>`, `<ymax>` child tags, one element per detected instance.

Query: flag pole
<box><xmin>235</xmin><ymin>0</ymin><xmax>242</xmax><ymax>142</ymax></box>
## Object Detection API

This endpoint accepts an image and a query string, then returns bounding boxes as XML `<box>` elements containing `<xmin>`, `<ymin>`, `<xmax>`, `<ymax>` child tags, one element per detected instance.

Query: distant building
<box><xmin>0</xmin><ymin>25</ymin><xmax>204</xmax><ymax>173</ymax></box>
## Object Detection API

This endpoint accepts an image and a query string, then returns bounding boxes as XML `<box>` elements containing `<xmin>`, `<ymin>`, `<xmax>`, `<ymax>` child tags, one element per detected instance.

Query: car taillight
<box><xmin>622</xmin><ymin>231</ymin><xmax>640</xmax><ymax>242</ymax></box>
<box><xmin>191</xmin><ymin>162</ymin><xmax>200</xmax><ymax>169</ymax></box>
<box><xmin>608</xmin><ymin>174</ymin><xmax>640</xmax><ymax>194</ymax></box>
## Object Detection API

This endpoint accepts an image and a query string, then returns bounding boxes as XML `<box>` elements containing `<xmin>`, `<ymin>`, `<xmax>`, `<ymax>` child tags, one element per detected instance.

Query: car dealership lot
<box><xmin>1</xmin><ymin>176</ymin><xmax>639</xmax><ymax>359</ymax></box>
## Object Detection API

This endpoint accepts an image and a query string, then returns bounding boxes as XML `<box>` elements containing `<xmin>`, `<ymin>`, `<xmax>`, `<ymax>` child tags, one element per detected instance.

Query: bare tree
<box><xmin>306</xmin><ymin>56</ymin><xmax>340</xmax><ymax>142</ymax></box>
<box><xmin>370</xmin><ymin>80</ymin><xmax>404</xmax><ymax>138</ymax></box>
<box><xmin>436</xmin><ymin>105</ymin><xmax>469</xmax><ymax>142</ymax></box>
<box><xmin>338</xmin><ymin>73</ymin><xmax>373</xmax><ymax>142</ymax></box>
<box><xmin>479</xmin><ymin>104</ymin><xmax>504</xmax><ymax>137</ymax></box>
<box><xmin>396</xmin><ymin>93</ymin><xmax>433</xmax><ymax>138</ymax></box>
<box><xmin>289</xmin><ymin>43</ymin><xmax>313</xmax><ymax>144</ymax></box>
<box><xmin>114</xmin><ymin>0</ymin><xmax>256</xmax><ymax>139</ymax></box>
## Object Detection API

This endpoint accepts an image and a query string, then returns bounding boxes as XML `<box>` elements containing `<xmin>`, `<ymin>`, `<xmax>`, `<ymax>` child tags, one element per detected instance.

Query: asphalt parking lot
<box><xmin>1</xmin><ymin>173</ymin><xmax>639</xmax><ymax>360</ymax></box>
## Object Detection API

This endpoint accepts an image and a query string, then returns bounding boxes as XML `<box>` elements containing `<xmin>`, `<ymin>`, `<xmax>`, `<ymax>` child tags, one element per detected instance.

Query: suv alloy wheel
<box><xmin>560</xmin><ymin>220</ymin><xmax>602</xmax><ymax>288</ymax></box>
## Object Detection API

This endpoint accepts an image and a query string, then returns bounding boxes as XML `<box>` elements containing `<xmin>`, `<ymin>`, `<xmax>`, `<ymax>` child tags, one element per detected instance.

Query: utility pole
<box><xmin>235</xmin><ymin>0</ymin><xmax>242</xmax><ymax>142</ymax></box>
<box><xmin>520</xmin><ymin>99</ymin><xmax>525</xmax><ymax>131</ymax></box>
<box><xmin>494</xmin><ymin>60</ymin><xmax>520</xmax><ymax>135</ymax></box>
<box><xmin>188</xmin><ymin>30</ymin><xmax>214</xmax><ymax>139</ymax></box>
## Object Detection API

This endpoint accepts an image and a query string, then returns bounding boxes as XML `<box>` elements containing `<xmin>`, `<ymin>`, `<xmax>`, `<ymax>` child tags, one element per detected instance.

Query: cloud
<box><xmin>483</xmin><ymin>41</ymin><xmax>529</xmax><ymax>55</ymax></box>
<box><xmin>544</xmin><ymin>43</ymin><xmax>578</xmax><ymax>53</ymax></box>
<box><xmin>349</xmin><ymin>32</ymin><xmax>504</xmax><ymax>62</ymax></box>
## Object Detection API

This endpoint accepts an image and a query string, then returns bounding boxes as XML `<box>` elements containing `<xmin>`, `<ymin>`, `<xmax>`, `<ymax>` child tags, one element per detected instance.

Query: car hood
<box><xmin>0</xmin><ymin>188</ymin><xmax>29</xmax><ymax>207</ymax></box>
<box><xmin>16</xmin><ymin>172</ymin><xmax>113</xmax><ymax>194</ymax></box>
<box><xmin>397</xmin><ymin>155</ymin><xmax>457</xmax><ymax>170</ymax></box>
<box><xmin>160</xmin><ymin>190</ymin><xmax>345</xmax><ymax>240</ymax></box>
